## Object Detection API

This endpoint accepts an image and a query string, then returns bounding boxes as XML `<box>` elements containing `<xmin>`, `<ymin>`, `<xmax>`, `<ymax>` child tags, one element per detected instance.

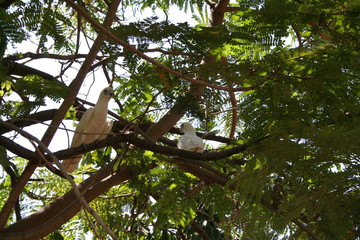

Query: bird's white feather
<box><xmin>98</xmin><ymin>120</ymin><xmax>113</xmax><ymax>141</ymax></box>
<box><xmin>177</xmin><ymin>122</ymin><xmax>205</xmax><ymax>152</ymax></box>
<box><xmin>62</xmin><ymin>87</ymin><xmax>114</xmax><ymax>173</ymax></box>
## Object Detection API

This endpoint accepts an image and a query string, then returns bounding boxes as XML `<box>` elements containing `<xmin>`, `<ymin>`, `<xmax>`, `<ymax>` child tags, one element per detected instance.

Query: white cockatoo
<box><xmin>177</xmin><ymin>122</ymin><xmax>205</xmax><ymax>153</ymax></box>
<box><xmin>61</xmin><ymin>87</ymin><xmax>114</xmax><ymax>172</ymax></box>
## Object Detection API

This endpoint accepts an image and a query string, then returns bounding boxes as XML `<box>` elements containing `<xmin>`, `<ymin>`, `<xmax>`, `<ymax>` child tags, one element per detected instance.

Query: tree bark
<box><xmin>0</xmin><ymin>163</ymin><xmax>147</xmax><ymax>240</ymax></box>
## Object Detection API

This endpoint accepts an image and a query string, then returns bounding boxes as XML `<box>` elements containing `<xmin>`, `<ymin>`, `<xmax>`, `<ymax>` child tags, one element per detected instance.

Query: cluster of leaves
<box><xmin>0</xmin><ymin>0</ymin><xmax>73</xmax><ymax>120</ymax></box>
<box><xmin>222</xmin><ymin>1</ymin><xmax>360</xmax><ymax>238</ymax></box>
<box><xmin>0</xmin><ymin>0</ymin><xmax>75</xmax><ymax>57</ymax></box>
<box><xmin>0</xmin><ymin>0</ymin><xmax>359</xmax><ymax>239</ymax></box>
<box><xmin>0</xmin><ymin>75</ymin><xmax>68</xmax><ymax>119</ymax></box>
<box><xmin>122</xmin><ymin>0</ymin><xmax>206</xmax><ymax>15</ymax></box>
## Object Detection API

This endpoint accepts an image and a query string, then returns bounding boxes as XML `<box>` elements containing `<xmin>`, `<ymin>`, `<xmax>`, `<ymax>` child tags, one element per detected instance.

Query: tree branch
<box><xmin>0</xmin><ymin>163</ymin><xmax>37</xmax><ymax>230</ymax></box>
<box><xmin>2</xmin><ymin>166</ymin><xmax>21</xmax><ymax>222</ymax></box>
<box><xmin>1</xmin><ymin>59</ymin><xmax>64</xmax><ymax>84</ymax></box>
<box><xmin>1</xmin><ymin>121</ymin><xmax>119</xmax><ymax>239</ymax></box>
<box><xmin>291</xmin><ymin>23</ymin><xmax>303</xmax><ymax>47</ymax></box>
<box><xmin>209</xmin><ymin>0</ymin><xmax>230</xmax><ymax>26</ymax></box>
<box><xmin>49</xmin><ymin>133</ymin><xmax>247</xmax><ymax>163</ymax></box>
<box><xmin>0</xmin><ymin>160</ymin><xmax>157</xmax><ymax>239</ymax></box>
<box><xmin>63</xmin><ymin>0</ymin><xmax>270</xmax><ymax>93</ymax></box>
<box><xmin>0</xmin><ymin>109</ymin><xmax>58</xmax><ymax>135</ymax></box>
<box><xmin>0</xmin><ymin>136</ymin><xmax>38</xmax><ymax>162</ymax></box>
<box><xmin>190</xmin><ymin>221</ymin><xmax>211</xmax><ymax>240</ymax></box>
<box><xmin>42</xmin><ymin>0</ymin><xmax>121</xmax><ymax>148</ymax></box>
<box><xmin>0</xmin><ymin>0</ymin><xmax>122</xmax><ymax>236</ymax></box>
<box><xmin>229</xmin><ymin>91</ymin><xmax>237</xmax><ymax>138</ymax></box>
<box><xmin>4</xmin><ymin>52</ymin><xmax>104</xmax><ymax>61</ymax></box>
<box><xmin>178</xmin><ymin>159</ymin><xmax>320</xmax><ymax>240</ymax></box>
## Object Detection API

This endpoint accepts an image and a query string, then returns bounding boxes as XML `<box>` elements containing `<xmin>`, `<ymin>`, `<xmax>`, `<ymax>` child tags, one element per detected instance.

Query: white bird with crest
<box><xmin>61</xmin><ymin>87</ymin><xmax>114</xmax><ymax>173</ymax></box>
<box><xmin>177</xmin><ymin>122</ymin><xmax>205</xmax><ymax>153</ymax></box>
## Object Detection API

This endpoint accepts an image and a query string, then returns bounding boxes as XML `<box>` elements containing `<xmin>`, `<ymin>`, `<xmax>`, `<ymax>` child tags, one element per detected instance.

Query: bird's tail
<box><xmin>61</xmin><ymin>154</ymin><xmax>82</xmax><ymax>173</ymax></box>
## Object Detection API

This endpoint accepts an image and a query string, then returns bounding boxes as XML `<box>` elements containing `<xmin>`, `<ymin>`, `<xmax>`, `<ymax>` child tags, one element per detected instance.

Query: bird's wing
<box><xmin>71</xmin><ymin>108</ymin><xmax>94</xmax><ymax>147</ymax></box>
<box><xmin>178</xmin><ymin>135</ymin><xmax>205</xmax><ymax>151</ymax></box>
<box><xmin>98</xmin><ymin>120</ymin><xmax>113</xmax><ymax>140</ymax></box>
<box><xmin>62</xmin><ymin>108</ymin><xmax>95</xmax><ymax>173</ymax></box>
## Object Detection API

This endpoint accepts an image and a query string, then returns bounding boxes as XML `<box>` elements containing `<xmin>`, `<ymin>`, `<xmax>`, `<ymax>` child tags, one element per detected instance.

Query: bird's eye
<box><xmin>104</xmin><ymin>89</ymin><xmax>108</xmax><ymax>94</ymax></box>
<box><xmin>180</xmin><ymin>123</ymin><xmax>184</xmax><ymax>128</ymax></box>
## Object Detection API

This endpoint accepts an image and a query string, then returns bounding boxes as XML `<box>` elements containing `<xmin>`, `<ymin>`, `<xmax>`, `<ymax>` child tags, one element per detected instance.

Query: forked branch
<box><xmin>0</xmin><ymin>121</ymin><xmax>119</xmax><ymax>239</ymax></box>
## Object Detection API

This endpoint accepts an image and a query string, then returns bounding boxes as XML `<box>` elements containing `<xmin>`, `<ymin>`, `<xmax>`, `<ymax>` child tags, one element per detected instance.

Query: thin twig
<box><xmin>82</xmin><ymin>208</ymin><xmax>103</xmax><ymax>239</ymax></box>
<box><xmin>98</xmin><ymin>192</ymin><xmax>135</xmax><ymax>199</ymax></box>
<box><xmin>0</xmin><ymin>162</ymin><xmax>37</xmax><ymax>230</ymax></box>
<box><xmin>190</xmin><ymin>221</ymin><xmax>211</xmax><ymax>240</ymax></box>
<box><xmin>4</xmin><ymin>52</ymin><xmax>104</xmax><ymax>61</ymax></box>
<box><xmin>30</xmin><ymin>140</ymin><xmax>57</xmax><ymax>172</ymax></box>
<box><xmin>130</xmin><ymin>88</ymin><xmax>165</xmax><ymax>124</ymax></box>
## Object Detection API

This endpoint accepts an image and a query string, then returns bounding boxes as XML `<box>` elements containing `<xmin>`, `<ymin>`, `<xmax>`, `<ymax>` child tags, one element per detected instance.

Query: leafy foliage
<box><xmin>0</xmin><ymin>0</ymin><xmax>359</xmax><ymax>239</ymax></box>
<box><xmin>0</xmin><ymin>75</ymin><xmax>68</xmax><ymax>119</ymax></box>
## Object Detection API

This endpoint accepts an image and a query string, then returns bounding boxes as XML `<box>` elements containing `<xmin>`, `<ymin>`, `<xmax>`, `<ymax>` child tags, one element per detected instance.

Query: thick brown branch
<box><xmin>0</xmin><ymin>136</ymin><xmax>38</xmax><ymax>162</ymax></box>
<box><xmin>0</xmin><ymin>130</ymin><xmax>244</xmax><ymax>167</ymax></box>
<box><xmin>209</xmin><ymin>0</ymin><xmax>230</xmax><ymax>26</ymax></box>
<box><xmin>0</xmin><ymin>161</ymin><xmax>148</xmax><ymax>239</ymax></box>
<box><xmin>1</xmin><ymin>59</ymin><xmax>63</xmax><ymax>84</ymax></box>
<box><xmin>50</xmin><ymin>133</ymin><xmax>248</xmax><ymax>163</ymax></box>
<box><xmin>0</xmin><ymin>109</ymin><xmax>58</xmax><ymax>135</ymax></box>
<box><xmin>229</xmin><ymin>89</ymin><xmax>237</xmax><ymax>138</ymax></box>
<box><xmin>2</xmin><ymin>166</ymin><xmax>21</xmax><ymax>222</ymax></box>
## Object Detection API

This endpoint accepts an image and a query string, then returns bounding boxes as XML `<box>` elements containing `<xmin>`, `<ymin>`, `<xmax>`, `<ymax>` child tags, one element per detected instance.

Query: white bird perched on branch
<box><xmin>61</xmin><ymin>87</ymin><xmax>114</xmax><ymax>173</ymax></box>
<box><xmin>177</xmin><ymin>122</ymin><xmax>205</xmax><ymax>153</ymax></box>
